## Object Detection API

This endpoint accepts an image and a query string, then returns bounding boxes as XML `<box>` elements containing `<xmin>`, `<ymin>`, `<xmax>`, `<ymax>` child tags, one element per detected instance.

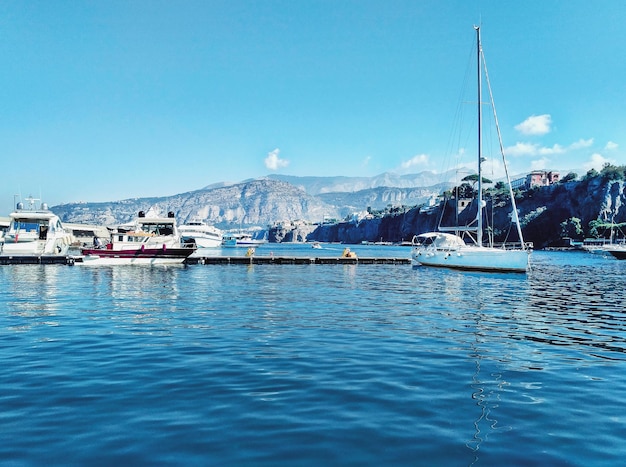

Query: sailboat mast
<box><xmin>476</xmin><ymin>25</ymin><xmax>483</xmax><ymax>247</ymax></box>
<box><xmin>481</xmin><ymin>29</ymin><xmax>527</xmax><ymax>251</ymax></box>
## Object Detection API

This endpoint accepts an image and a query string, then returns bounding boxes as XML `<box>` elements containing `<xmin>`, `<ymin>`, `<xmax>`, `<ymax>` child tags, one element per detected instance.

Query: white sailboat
<box><xmin>412</xmin><ymin>26</ymin><xmax>531</xmax><ymax>273</ymax></box>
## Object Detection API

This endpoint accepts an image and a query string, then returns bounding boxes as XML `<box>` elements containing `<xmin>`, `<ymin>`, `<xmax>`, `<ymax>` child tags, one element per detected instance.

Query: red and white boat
<box><xmin>80</xmin><ymin>211</ymin><xmax>195</xmax><ymax>265</ymax></box>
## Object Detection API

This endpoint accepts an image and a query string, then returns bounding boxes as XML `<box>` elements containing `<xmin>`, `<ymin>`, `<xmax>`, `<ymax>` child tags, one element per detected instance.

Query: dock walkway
<box><xmin>187</xmin><ymin>256</ymin><xmax>410</xmax><ymax>265</ymax></box>
<box><xmin>0</xmin><ymin>255</ymin><xmax>410</xmax><ymax>266</ymax></box>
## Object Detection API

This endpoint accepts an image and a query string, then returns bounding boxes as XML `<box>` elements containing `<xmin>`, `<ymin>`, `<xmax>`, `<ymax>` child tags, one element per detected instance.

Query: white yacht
<box><xmin>178</xmin><ymin>218</ymin><xmax>223</xmax><ymax>248</ymax></box>
<box><xmin>0</xmin><ymin>197</ymin><xmax>72</xmax><ymax>256</ymax></box>
<box><xmin>222</xmin><ymin>231</ymin><xmax>268</xmax><ymax>247</ymax></box>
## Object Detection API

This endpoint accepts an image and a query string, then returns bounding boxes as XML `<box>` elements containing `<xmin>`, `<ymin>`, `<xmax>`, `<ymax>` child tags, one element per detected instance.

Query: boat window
<box><xmin>12</xmin><ymin>220</ymin><xmax>39</xmax><ymax>232</ymax></box>
<box><xmin>141</xmin><ymin>223</ymin><xmax>174</xmax><ymax>235</ymax></box>
<box><xmin>416</xmin><ymin>236</ymin><xmax>435</xmax><ymax>246</ymax></box>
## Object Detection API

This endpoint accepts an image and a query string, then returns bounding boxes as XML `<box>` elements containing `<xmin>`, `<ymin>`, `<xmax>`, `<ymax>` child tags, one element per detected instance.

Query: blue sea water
<box><xmin>1</xmin><ymin>245</ymin><xmax>625</xmax><ymax>466</ymax></box>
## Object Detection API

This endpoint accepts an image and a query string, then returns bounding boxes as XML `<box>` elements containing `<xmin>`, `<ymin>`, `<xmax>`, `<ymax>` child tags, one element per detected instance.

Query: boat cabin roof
<box><xmin>139</xmin><ymin>217</ymin><xmax>176</xmax><ymax>225</ymax></box>
<box><xmin>10</xmin><ymin>211</ymin><xmax>59</xmax><ymax>222</ymax></box>
<box><xmin>416</xmin><ymin>232</ymin><xmax>466</xmax><ymax>247</ymax></box>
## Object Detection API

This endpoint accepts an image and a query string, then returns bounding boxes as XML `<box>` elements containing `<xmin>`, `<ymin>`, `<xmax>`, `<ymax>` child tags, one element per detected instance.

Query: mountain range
<box><xmin>52</xmin><ymin>172</ymin><xmax>455</xmax><ymax>229</ymax></box>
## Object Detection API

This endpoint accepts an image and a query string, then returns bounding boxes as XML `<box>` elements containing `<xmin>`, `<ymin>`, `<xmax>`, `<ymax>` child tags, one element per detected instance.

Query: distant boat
<box><xmin>603</xmin><ymin>244</ymin><xmax>626</xmax><ymax>260</ymax></box>
<box><xmin>178</xmin><ymin>218</ymin><xmax>223</xmax><ymax>248</ymax></box>
<box><xmin>0</xmin><ymin>196</ymin><xmax>72</xmax><ymax>256</ymax></box>
<box><xmin>222</xmin><ymin>231</ymin><xmax>268</xmax><ymax>247</ymax></box>
<box><xmin>582</xmin><ymin>222</ymin><xmax>625</xmax><ymax>256</ymax></box>
<box><xmin>581</xmin><ymin>238</ymin><xmax>614</xmax><ymax>255</ymax></box>
<box><xmin>412</xmin><ymin>26</ymin><xmax>530</xmax><ymax>273</ymax></box>
<box><xmin>80</xmin><ymin>211</ymin><xmax>195</xmax><ymax>265</ymax></box>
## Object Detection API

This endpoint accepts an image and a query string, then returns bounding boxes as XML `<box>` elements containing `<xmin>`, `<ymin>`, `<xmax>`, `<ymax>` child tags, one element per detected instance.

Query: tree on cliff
<box><xmin>560</xmin><ymin>217</ymin><xmax>583</xmax><ymax>240</ymax></box>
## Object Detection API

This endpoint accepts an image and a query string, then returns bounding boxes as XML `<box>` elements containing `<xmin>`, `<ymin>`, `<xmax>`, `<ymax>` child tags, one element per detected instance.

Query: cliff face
<box><xmin>269</xmin><ymin>224</ymin><xmax>317</xmax><ymax>242</ymax></box>
<box><xmin>304</xmin><ymin>177</ymin><xmax>626</xmax><ymax>248</ymax></box>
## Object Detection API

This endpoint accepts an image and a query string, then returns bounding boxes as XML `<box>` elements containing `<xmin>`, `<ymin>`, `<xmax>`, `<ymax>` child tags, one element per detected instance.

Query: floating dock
<box><xmin>0</xmin><ymin>255</ymin><xmax>410</xmax><ymax>265</ymax></box>
<box><xmin>186</xmin><ymin>256</ymin><xmax>410</xmax><ymax>265</ymax></box>
<box><xmin>0</xmin><ymin>255</ymin><xmax>79</xmax><ymax>265</ymax></box>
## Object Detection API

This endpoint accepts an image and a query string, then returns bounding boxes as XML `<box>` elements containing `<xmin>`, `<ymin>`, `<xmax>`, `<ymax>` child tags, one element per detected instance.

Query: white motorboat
<box><xmin>412</xmin><ymin>26</ymin><xmax>531</xmax><ymax>273</ymax></box>
<box><xmin>80</xmin><ymin>210</ymin><xmax>195</xmax><ymax>265</ymax></box>
<box><xmin>222</xmin><ymin>231</ymin><xmax>267</xmax><ymax>247</ymax></box>
<box><xmin>178</xmin><ymin>218</ymin><xmax>223</xmax><ymax>248</ymax></box>
<box><xmin>0</xmin><ymin>197</ymin><xmax>72</xmax><ymax>256</ymax></box>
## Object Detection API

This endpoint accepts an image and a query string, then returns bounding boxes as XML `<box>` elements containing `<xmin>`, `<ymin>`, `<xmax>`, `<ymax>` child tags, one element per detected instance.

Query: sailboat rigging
<box><xmin>412</xmin><ymin>26</ymin><xmax>531</xmax><ymax>273</ymax></box>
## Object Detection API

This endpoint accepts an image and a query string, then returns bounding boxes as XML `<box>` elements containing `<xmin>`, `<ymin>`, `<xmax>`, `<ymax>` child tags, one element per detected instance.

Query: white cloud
<box><xmin>605</xmin><ymin>141</ymin><xmax>618</xmax><ymax>150</ymax></box>
<box><xmin>530</xmin><ymin>158</ymin><xmax>551</xmax><ymax>171</ymax></box>
<box><xmin>569</xmin><ymin>138</ymin><xmax>593</xmax><ymax>150</ymax></box>
<box><xmin>538</xmin><ymin>144</ymin><xmax>565</xmax><ymax>155</ymax></box>
<box><xmin>583</xmin><ymin>153</ymin><xmax>613</xmax><ymax>172</ymax></box>
<box><xmin>264</xmin><ymin>148</ymin><xmax>289</xmax><ymax>171</ymax></box>
<box><xmin>505</xmin><ymin>142</ymin><xmax>539</xmax><ymax>157</ymax></box>
<box><xmin>505</xmin><ymin>138</ymin><xmax>593</xmax><ymax>158</ymax></box>
<box><xmin>400</xmin><ymin>153</ymin><xmax>429</xmax><ymax>170</ymax></box>
<box><xmin>481</xmin><ymin>157</ymin><xmax>506</xmax><ymax>179</ymax></box>
<box><xmin>362</xmin><ymin>156</ymin><xmax>372</xmax><ymax>167</ymax></box>
<box><xmin>514</xmin><ymin>114</ymin><xmax>552</xmax><ymax>136</ymax></box>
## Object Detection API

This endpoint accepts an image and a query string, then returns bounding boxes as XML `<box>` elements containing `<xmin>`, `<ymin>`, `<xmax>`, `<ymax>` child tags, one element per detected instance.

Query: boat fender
<box><xmin>163</xmin><ymin>244</ymin><xmax>167</xmax><ymax>252</ymax></box>
<box><xmin>141</xmin><ymin>244</ymin><xmax>145</xmax><ymax>252</ymax></box>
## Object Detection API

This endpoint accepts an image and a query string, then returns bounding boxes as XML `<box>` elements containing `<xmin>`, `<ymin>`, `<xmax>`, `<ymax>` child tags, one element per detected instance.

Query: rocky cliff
<box><xmin>303</xmin><ymin>173</ymin><xmax>626</xmax><ymax>249</ymax></box>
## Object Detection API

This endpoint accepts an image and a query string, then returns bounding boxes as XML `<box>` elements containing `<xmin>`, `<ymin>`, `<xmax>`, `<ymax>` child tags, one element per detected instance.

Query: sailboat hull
<box><xmin>412</xmin><ymin>245</ymin><xmax>529</xmax><ymax>273</ymax></box>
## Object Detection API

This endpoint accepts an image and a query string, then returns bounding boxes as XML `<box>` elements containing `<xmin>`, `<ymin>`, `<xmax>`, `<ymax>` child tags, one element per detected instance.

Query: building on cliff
<box><xmin>511</xmin><ymin>170</ymin><xmax>560</xmax><ymax>190</ymax></box>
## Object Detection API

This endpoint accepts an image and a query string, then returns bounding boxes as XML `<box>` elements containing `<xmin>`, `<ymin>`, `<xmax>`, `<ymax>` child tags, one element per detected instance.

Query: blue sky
<box><xmin>1</xmin><ymin>1</ymin><xmax>625</xmax><ymax>213</ymax></box>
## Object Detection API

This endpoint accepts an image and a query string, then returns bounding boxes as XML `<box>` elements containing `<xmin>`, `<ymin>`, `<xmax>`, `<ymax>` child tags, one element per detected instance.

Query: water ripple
<box><xmin>1</xmin><ymin>250</ymin><xmax>626</xmax><ymax>464</ymax></box>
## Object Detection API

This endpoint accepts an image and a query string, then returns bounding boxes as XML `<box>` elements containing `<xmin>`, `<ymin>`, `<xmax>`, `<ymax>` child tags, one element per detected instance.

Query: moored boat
<box><xmin>603</xmin><ymin>244</ymin><xmax>626</xmax><ymax>260</ymax></box>
<box><xmin>0</xmin><ymin>197</ymin><xmax>72</xmax><ymax>256</ymax></box>
<box><xmin>178</xmin><ymin>217</ymin><xmax>223</xmax><ymax>248</ymax></box>
<box><xmin>80</xmin><ymin>211</ymin><xmax>195</xmax><ymax>265</ymax></box>
<box><xmin>412</xmin><ymin>232</ymin><xmax>529</xmax><ymax>272</ymax></box>
<box><xmin>222</xmin><ymin>231</ymin><xmax>268</xmax><ymax>247</ymax></box>
<box><xmin>411</xmin><ymin>26</ymin><xmax>530</xmax><ymax>273</ymax></box>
